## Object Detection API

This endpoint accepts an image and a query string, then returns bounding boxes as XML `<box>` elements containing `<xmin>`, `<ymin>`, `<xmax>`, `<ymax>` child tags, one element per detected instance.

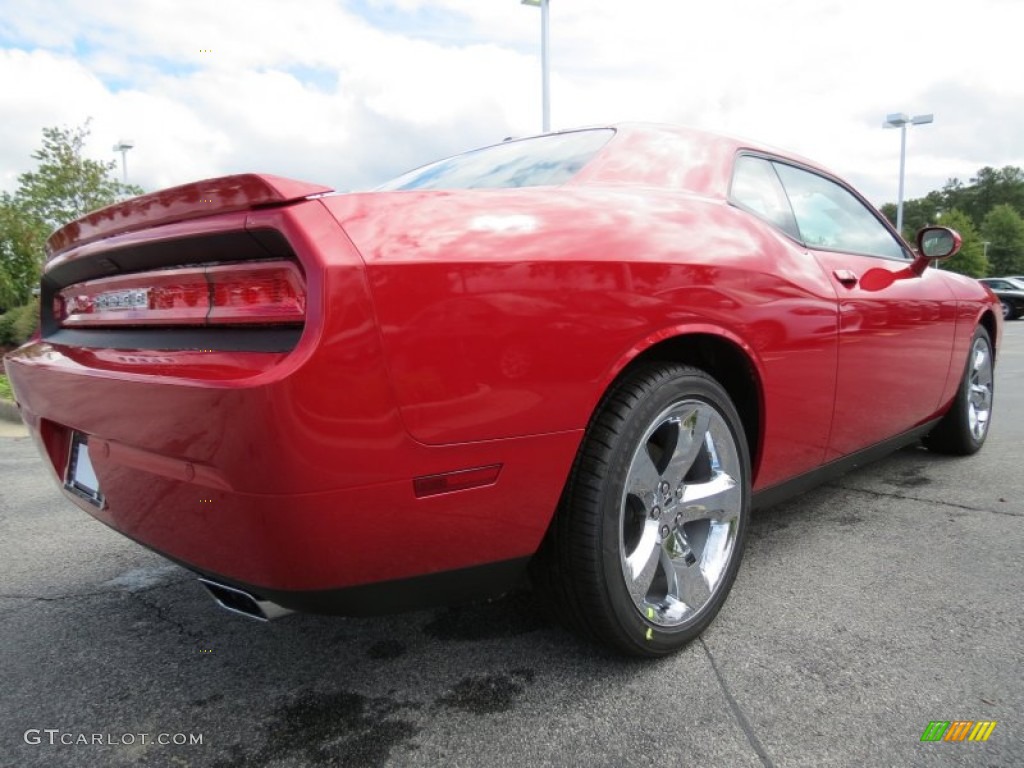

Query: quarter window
<box><xmin>772</xmin><ymin>163</ymin><xmax>906</xmax><ymax>259</ymax></box>
<box><xmin>729</xmin><ymin>155</ymin><xmax>800</xmax><ymax>240</ymax></box>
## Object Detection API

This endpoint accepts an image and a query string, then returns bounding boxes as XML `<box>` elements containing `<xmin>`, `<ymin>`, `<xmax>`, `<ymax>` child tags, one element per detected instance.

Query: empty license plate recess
<box><xmin>66</xmin><ymin>432</ymin><xmax>104</xmax><ymax>507</ymax></box>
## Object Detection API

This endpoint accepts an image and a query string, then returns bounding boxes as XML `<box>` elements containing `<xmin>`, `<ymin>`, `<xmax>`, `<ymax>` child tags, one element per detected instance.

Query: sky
<box><xmin>1</xmin><ymin>0</ymin><xmax>1022</xmax><ymax>208</ymax></box>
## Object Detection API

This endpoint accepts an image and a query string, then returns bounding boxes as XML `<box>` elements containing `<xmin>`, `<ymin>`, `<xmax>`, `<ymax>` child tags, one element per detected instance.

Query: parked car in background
<box><xmin>3</xmin><ymin>124</ymin><xmax>1003</xmax><ymax>657</ymax></box>
<box><xmin>979</xmin><ymin>277</ymin><xmax>1024</xmax><ymax>320</ymax></box>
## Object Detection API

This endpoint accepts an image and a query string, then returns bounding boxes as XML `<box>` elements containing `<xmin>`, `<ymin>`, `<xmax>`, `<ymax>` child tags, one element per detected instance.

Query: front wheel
<box><xmin>924</xmin><ymin>326</ymin><xmax>994</xmax><ymax>455</ymax></box>
<box><xmin>534</xmin><ymin>364</ymin><xmax>751</xmax><ymax>657</ymax></box>
<box><xmin>1000</xmin><ymin>300</ymin><xmax>1012</xmax><ymax>320</ymax></box>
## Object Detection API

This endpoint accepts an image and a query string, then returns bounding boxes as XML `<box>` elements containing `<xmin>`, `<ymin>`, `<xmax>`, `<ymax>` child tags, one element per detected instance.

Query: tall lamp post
<box><xmin>883</xmin><ymin>113</ymin><xmax>932</xmax><ymax>234</ymax></box>
<box><xmin>521</xmin><ymin>0</ymin><xmax>550</xmax><ymax>132</ymax></box>
<box><xmin>113</xmin><ymin>139</ymin><xmax>135</xmax><ymax>183</ymax></box>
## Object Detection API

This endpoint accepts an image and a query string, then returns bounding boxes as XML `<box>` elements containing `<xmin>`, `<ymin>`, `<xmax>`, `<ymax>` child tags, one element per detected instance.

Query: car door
<box><xmin>771</xmin><ymin>161</ymin><xmax>957</xmax><ymax>461</ymax></box>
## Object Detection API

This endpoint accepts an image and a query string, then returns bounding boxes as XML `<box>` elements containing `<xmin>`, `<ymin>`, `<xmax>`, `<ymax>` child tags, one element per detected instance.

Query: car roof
<box><xmin>573</xmin><ymin>122</ymin><xmax>833</xmax><ymax>198</ymax></box>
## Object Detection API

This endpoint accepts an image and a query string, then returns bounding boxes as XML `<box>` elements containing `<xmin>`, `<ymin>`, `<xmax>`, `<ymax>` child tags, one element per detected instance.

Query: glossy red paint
<box><xmin>3</xmin><ymin>124</ymin><xmax>1001</xmax><ymax>609</ymax></box>
<box><xmin>45</xmin><ymin>174</ymin><xmax>333</xmax><ymax>259</ymax></box>
<box><xmin>322</xmin><ymin>187</ymin><xmax>841</xmax><ymax>487</ymax></box>
<box><xmin>809</xmin><ymin>249</ymin><xmax>959</xmax><ymax>460</ymax></box>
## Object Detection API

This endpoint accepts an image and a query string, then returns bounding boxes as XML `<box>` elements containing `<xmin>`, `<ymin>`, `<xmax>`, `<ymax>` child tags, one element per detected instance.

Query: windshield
<box><xmin>376</xmin><ymin>129</ymin><xmax>614</xmax><ymax>192</ymax></box>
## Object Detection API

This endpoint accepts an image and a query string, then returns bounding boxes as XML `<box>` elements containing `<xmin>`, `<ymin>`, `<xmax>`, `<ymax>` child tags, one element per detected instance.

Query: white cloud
<box><xmin>0</xmin><ymin>0</ymin><xmax>1022</xmax><ymax>208</ymax></box>
<box><xmin>0</xmin><ymin>48</ymin><xmax>113</xmax><ymax>190</ymax></box>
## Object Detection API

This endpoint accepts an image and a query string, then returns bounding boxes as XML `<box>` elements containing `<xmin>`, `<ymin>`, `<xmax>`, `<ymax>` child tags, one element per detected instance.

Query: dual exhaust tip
<box><xmin>198</xmin><ymin>578</ymin><xmax>293</xmax><ymax>621</ymax></box>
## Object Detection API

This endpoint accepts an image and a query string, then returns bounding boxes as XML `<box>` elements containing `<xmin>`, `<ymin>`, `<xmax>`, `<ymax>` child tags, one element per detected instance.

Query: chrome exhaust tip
<box><xmin>198</xmin><ymin>578</ymin><xmax>293</xmax><ymax>621</ymax></box>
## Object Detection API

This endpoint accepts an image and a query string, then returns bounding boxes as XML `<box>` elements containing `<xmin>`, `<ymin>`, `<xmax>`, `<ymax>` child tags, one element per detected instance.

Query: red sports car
<box><xmin>4</xmin><ymin>124</ymin><xmax>1001</xmax><ymax>656</ymax></box>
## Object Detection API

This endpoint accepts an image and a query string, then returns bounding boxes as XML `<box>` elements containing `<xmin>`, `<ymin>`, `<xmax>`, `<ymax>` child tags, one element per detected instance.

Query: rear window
<box><xmin>376</xmin><ymin>129</ymin><xmax>614</xmax><ymax>191</ymax></box>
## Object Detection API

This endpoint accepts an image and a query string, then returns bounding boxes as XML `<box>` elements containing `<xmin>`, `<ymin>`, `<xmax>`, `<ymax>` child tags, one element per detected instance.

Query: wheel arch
<box><xmin>531</xmin><ymin>329</ymin><xmax>762</xmax><ymax>654</ymax></box>
<box><xmin>979</xmin><ymin>309</ymin><xmax>998</xmax><ymax>360</ymax></box>
<box><xmin>594</xmin><ymin>329</ymin><xmax>766</xmax><ymax>482</ymax></box>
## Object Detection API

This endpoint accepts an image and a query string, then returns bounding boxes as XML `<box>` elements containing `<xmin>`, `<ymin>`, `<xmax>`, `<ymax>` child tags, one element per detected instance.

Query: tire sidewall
<box><xmin>956</xmin><ymin>326</ymin><xmax>994</xmax><ymax>452</ymax></box>
<box><xmin>595</xmin><ymin>369</ymin><xmax>751</xmax><ymax>655</ymax></box>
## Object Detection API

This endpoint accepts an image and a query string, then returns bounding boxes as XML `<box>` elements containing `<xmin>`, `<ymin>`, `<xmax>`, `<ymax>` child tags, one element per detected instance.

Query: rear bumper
<box><xmin>7</xmin><ymin>357</ymin><xmax>578</xmax><ymax>601</ymax></box>
<box><xmin>203</xmin><ymin>559</ymin><xmax>532</xmax><ymax>617</ymax></box>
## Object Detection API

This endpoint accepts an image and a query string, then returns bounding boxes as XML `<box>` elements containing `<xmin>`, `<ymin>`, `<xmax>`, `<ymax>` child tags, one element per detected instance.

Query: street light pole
<box><xmin>522</xmin><ymin>0</ymin><xmax>550</xmax><ymax>132</ymax></box>
<box><xmin>896</xmin><ymin>122</ymin><xmax>907</xmax><ymax>233</ymax></box>
<box><xmin>883</xmin><ymin>113</ymin><xmax>933</xmax><ymax>235</ymax></box>
<box><xmin>113</xmin><ymin>139</ymin><xmax>135</xmax><ymax>183</ymax></box>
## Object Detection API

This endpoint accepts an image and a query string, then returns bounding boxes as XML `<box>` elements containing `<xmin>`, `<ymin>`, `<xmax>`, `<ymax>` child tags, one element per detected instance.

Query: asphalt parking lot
<box><xmin>1</xmin><ymin>324</ymin><xmax>1021</xmax><ymax>768</ymax></box>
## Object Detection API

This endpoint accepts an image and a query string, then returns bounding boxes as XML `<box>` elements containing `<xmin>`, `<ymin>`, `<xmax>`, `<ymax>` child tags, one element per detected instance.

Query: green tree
<box><xmin>941</xmin><ymin>177</ymin><xmax>968</xmax><ymax>217</ymax></box>
<box><xmin>0</xmin><ymin>193</ymin><xmax>48</xmax><ymax>308</ymax></box>
<box><xmin>937</xmin><ymin>209</ymin><xmax>988</xmax><ymax>277</ymax></box>
<box><xmin>881</xmin><ymin>190</ymin><xmax>946</xmax><ymax>240</ymax></box>
<box><xmin>967</xmin><ymin>167</ymin><xmax>1024</xmax><ymax>225</ymax></box>
<box><xmin>0</xmin><ymin>120</ymin><xmax>142</xmax><ymax>310</ymax></box>
<box><xmin>981</xmin><ymin>204</ymin><xmax>1024</xmax><ymax>276</ymax></box>
<box><xmin>889</xmin><ymin>168</ymin><xmax>1024</xmax><ymax>243</ymax></box>
<box><xmin>15</xmin><ymin>120</ymin><xmax>143</xmax><ymax>232</ymax></box>
<box><xmin>935</xmin><ymin>168</ymin><xmax>1024</xmax><ymax>229</ymax></box>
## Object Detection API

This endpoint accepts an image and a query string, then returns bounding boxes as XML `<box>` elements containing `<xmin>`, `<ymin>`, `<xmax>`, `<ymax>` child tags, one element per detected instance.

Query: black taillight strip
<box><xmin>45</xmin><ymin>327</ymin><xmax>302</xmax><ymax>353</ymax></box>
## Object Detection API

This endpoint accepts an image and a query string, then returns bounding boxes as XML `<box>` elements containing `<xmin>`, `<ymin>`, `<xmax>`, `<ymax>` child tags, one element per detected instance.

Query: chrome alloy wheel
<box><xmin>618</xmin><ymin>399</ymin><xmax>742</xmax><ymax>628</ymax></box>
<box><xmin>967</xmin><ymin>336</ymin><xmax>994</xmax><ymax>441</ymax></box>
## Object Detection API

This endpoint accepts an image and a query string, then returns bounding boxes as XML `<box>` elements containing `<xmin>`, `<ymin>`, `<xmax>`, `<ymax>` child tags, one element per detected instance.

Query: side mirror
<box><xmin>859</xmin><ymin>226</ymin><xmax>963</xmax><ymax>291</ymax></box>
<box><xmin>918</xmin><ymin>226</ymin><xmax>961</xmax><ymax>259</ymax></box>
<box><xmin>910</xmin><ymin>226</ymin><xmax>961</xmax><ymax>275</ymax></box>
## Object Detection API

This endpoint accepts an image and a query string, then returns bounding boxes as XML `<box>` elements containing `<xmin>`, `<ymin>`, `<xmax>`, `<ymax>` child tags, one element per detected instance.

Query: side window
<box><xmin>729</xmin><ymin>155</ymin><xmax>800</xmax><ymax>240</ymax></box>
<box><xmin>772</xmin><ymin>163</ymin><xmax>907</xmax><ymax>260</ymax></box>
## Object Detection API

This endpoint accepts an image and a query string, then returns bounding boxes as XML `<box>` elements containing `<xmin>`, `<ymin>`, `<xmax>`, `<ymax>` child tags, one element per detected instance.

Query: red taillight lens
<box><xmin>57</xmin><ymin>261</ymin><xmax>305</xmax><ymax>327</ymax></box>
<box><xmin>207</xmin><ymin>264</ymin><xmax>305</xmax><ymax>324</ymax></box>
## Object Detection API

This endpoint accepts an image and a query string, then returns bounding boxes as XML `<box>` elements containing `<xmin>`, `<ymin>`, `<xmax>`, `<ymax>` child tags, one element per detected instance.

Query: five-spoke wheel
<box><xmin>534</xmin><ymin>364</ymin><xmax>750</xmax><ymax>657</ymax></box>
<box><xmin>925</xmin><ymin>325</ymin><xmax>995</xmax><ymax>455</ymax></box>
<box><xmin>966</xmin><ymin>334</ymin><xmax>994</xmax><ymax>442</ymax></box>
<box><xmin>620</xmin><ymin>400</ymin><xmax>742</xmax><ymax>628</ymax></box>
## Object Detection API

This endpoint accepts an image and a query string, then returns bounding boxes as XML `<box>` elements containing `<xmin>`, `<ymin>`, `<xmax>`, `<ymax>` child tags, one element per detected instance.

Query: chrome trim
<box><xmin>198</xmin><ymin>578</ymin><xmax>294</xmax><ymax>621</ymax></box>
<box><xmin>967</xmin><ymin>336</ymin><xmax>994</xmax><ymax>442</ymax></box>
<box><xmin>618</xmin><ymin>399</ymin><xmax>742</xmax><ymax>628</ymax></box>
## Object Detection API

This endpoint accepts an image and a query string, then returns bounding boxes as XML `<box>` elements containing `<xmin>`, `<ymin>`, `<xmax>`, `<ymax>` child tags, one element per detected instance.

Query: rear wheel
<box><xmin>924</xmin><ymin>326</ymin><xmax>994</xmax><ymax>455</ymax></box>
<box><xmin>534</xmin><ymin>364</ymin><xmax>750</xmax><ymax>657</ymax></box>
<box><xmin>1000</xmin><ymin>300</ymin><xmax>1011</xmax><ymax>320</ymax></box>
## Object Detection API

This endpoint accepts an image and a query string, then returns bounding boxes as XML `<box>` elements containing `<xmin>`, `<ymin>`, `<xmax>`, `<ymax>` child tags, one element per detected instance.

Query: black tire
<box><xmin>532</xmin><ymin>364</ymin><xmax>751</xmax><ymax>657</ymax></box>
<box><xmin>999</xmin><ymin>300</ymin><xmax>1011</xmax><ymax>320</ymax></box>
<box><xmin>924</xmin><ymin>326</ymin><xmax>994</xmax><ymax>455</ymax></box>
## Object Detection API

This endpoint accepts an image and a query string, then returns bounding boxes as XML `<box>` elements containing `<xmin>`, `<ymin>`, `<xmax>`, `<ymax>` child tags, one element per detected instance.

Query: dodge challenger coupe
<box><xmin>4</xmin><ymin>124</ymin><xmax>1001</xmax><ymax>657</ymax></box>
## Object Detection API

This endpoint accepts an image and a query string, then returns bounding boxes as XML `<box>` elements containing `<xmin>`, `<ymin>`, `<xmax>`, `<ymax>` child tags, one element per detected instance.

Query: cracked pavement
<box><xmin>1</xmin><ymin>323</ymin><xmax>1022</xmax><ymax>768</ymax></box>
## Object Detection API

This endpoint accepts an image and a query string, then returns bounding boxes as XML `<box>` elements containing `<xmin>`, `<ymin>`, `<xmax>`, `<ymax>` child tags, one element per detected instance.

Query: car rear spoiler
<box><xmin>45</xmin><ymin>174</ymin><xmax>334</xmax><ymax>261</ymax></box>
